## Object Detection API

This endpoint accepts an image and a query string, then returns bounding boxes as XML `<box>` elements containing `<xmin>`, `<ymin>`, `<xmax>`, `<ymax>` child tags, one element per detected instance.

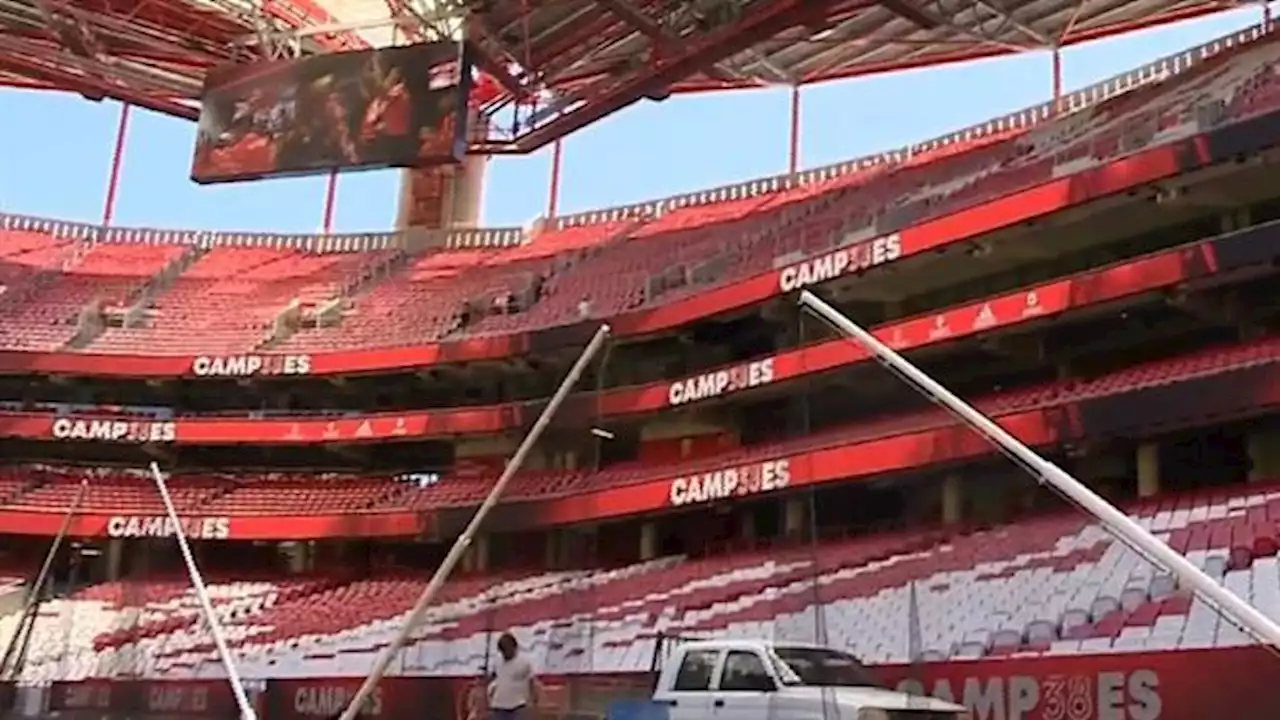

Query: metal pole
<box><xmin>547</xmin><ymin>139</ymin><xmax>564</xmax><ymax>219</ymax></box>
<box><xmin>102</xmin><ymin>104</ymin><xmax>131</xmax><ymax>227</ymax></box>
<box><xmin>0</xmin><ymin>480</ymin><xmax>88</xmax><ymax>680</ymax></box>
<box><xmin>338</xmin><ymin>324</ymin><xmax>612</xmax><ymax>720</ymax></box>
<box><xmin>322</xmin><ymin>171</ymin><xmax>338</xmax><ymax>235</ymax></box>
<box><xmin>1051</xmin><ymin>47</ymin><xmax>1063</xmax><ymax>117</ymax></box>
<box><xmin>148</xmin><ymin>462</ymin><xmax>258</xmax><ymax>720</ymax></box>
<box><xmin>797</xmin><ymin>289</ymin><xmax>1280</xmax><ymax>649</ymax></box>
<box><xmin>787</xmin><ymin>85</ymin><xmax>801</xmax><ymax>175</ymax></box>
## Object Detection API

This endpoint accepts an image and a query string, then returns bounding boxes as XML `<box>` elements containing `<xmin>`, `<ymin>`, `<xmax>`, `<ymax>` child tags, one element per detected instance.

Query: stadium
<box><xmin>7</xmin><ymin>0</ymin><xmax>1280</xmax><ymax>717</ymax></box>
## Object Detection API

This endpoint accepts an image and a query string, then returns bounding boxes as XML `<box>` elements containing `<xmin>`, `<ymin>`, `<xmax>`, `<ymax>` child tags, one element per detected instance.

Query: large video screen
<box><xmin>192</xmin><ymin>41</ymin><xmax>471</xmax><ymax>184</ymax></box>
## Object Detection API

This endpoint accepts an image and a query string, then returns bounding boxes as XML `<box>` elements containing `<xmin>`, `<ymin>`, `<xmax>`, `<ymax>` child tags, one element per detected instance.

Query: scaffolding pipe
<box><xmin>0</xmin><ymin>479</ymin><xmax>88</xmax><ymax>680</ymax></box>
<box><xmin>797</xmin><ymin>289</ymin><xmax>1280</xmax><ymax>650</ymax></box>
<box><xmin>148</xmin><ymin>462</ymin><xmax>257</xmax><ymax>720</ymax></box>
<box><xmin>339</xmin><ymin>323</ymin><xmax>612</xmax><ymax>720</ymax></box>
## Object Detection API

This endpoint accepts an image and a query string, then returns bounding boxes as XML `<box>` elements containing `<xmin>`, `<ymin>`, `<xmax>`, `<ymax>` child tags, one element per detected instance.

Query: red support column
<box><xmin>788</xmin><ymin>85</ymin><xmax>801</xmax><ymax>174</ymax></box>
<box><xmin>1051</xmin><ymin>47</ymin><xmax>1063</xmax><ymax>116</ymax></box>
<box><xmin>101</xmin><ymin>103</ymin><xmax>132</xmax><ymax>227</ymax></box>
<box><xmin>547</xmin><ymin>139</ymin><xmax>564</xmax><ymax>218</ymax></box>
<box><xmin>322</xmin><ymin>171</ymin><xmax>339</xmax><ymax>234</ymax></box>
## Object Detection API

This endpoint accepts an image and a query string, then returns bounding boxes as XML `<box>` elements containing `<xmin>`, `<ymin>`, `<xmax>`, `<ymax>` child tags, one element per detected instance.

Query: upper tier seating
<box><xmin>0</xmin><ymin>240</ymin><xmax>184</xmax><ymax>351</ymax></box>
<box><xmin>230</xmin><ymin>36</ymin><xmax>1280</xmax><ymax>350</ymax></box>
<box><xmin>272</xmin><ymin>222</ymin><xmax>632</xmax><ymax>351</ymax></box>
<box><xmin>197</xmin><ymin>474</ymin><xmax>403</xmax><ymax>515</ymax></box>
<box><xmin>87</xmin><ymin>248</ymin><xmax>394</xmax><ymax>354</ymax></box>
<box><xmin>2</xmin><ymin>465</ymin><xmax>226</xmax><ymax>513</ymax></box>
<box><xmin>1</xmin><ymin>26</ymin><xmax>1278</xmax><ymax>355</ymax></box>
<box><xmin>3</xmin><ymin>483</ymin><xmax>1275</xmax><ymax>680</ymax></box>
<box><xmin>0</xmin><ymin>468</ymin><xmax>405</xmax><ymax>517</ymax></box>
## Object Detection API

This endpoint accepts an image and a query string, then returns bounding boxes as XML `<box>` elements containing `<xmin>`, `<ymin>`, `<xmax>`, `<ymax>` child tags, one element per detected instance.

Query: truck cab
<box><xmin>648</xmin><ymin>638</ymin><xmax>966</xmax><ymax>720</ymax></box>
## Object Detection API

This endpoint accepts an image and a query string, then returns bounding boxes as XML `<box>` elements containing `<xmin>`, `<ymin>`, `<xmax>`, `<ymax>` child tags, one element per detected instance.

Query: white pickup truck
<box><xmin>645</xmin><ymin>638</ymin><xmax>966</xmax><ymax>720</ymax></box>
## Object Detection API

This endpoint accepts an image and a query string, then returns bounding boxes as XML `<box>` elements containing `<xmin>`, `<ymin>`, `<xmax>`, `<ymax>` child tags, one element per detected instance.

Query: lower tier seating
<box><xmin>3</xmin><ymin>483</ymin><xmax>1278</xmax><ymax>680</ymax></box>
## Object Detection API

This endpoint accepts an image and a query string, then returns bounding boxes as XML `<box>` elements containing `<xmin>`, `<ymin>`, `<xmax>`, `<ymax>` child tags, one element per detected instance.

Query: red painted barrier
<box><xmin>877</xmin><ymin>647</ymin><xmax>1280</xmax><ymax>719</ymax></box>
<box><xmin>36</xmin><ymin>647</ymin><xmax>1280</xmax><ymax>719</ymax></box>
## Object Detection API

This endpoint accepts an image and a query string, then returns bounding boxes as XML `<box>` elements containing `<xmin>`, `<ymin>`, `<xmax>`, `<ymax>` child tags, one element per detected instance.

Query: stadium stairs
<box><xmin>80</xmin><ymin>248</ymin><xmax>400</xmax><ymax>356</ymax></box>
<box><xmin>294</xmin><ymin>248</ymin><xmax>414</xmax><ymax>337</ymax></box>
<box><xmin>70</xmin><ymin>244</ymin><xmax>208</xmax><ymax>349</ymax></box>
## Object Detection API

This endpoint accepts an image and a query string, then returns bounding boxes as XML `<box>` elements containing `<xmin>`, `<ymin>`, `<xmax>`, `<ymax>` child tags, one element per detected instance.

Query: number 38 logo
<box><xmin>1043</xmin><ymin>675</ymin><xmax>1094</xmax><ymax>720</ymax></box>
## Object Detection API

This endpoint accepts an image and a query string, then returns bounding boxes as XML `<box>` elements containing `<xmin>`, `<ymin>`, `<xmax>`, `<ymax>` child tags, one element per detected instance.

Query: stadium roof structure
<box><xmin>0</xmin><ymin>0</ymin><xmax>1243</xmax><ymax>147</ymax></box>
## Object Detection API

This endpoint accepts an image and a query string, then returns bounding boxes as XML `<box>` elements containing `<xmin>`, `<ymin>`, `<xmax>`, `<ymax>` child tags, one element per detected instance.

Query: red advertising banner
<box><xmin>47</xmin><ymin>679</ymin><xmax>249</xmax><ymax>717</ymax></box>
<box><xmin>0</xmin><ymin>120</ymin><xmax>1237</xmax><ymax>380</ymax></box>
<box><xmin>266</xmin><ymin>676</ymin><xmax>455</xmax><ymax>720</ymax></box>
<box><xmin>3</xmin><ymin>405</ymin><xmax>514</xmax><ymax>445</ymax></box>
<box><xmin>0</xmin><ymin>508</ymin><xmax>429</xmax><ymax>540</ymax></box>
<box><xmin>43</xmin><ymin>647</ymin><xmax>1280</xmax><ymax>720</ymax></box>
<box><xmin>5</xmin><ymin>220</ymin><xmax>1272</xmax><ymax>447</ymax></box>
<box><xmin>877</xmin><ymin>646</ymin><xmax>1280</xmax><ymax>719</ymax></box>
<box><xmin>539</xmin><ymin>409</ymin><xmax>1062</xmax><ymax>525</ymax></box>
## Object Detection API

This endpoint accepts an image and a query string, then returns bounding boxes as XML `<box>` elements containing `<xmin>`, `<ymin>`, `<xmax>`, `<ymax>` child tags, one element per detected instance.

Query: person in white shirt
<box><xmin>487</xmin><ymin>632</ymin><xmax>538</xmax><ymax>719</ymax></box>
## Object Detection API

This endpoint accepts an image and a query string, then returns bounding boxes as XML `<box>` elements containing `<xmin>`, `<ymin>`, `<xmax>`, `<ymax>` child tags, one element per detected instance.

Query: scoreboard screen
<box><xmin>191</xmin><ymin>41</ymin><xmax>473</xmax><ymax>184</ymax></box>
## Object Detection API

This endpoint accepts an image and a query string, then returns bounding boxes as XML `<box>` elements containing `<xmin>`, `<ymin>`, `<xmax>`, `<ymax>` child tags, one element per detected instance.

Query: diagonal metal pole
<box><xmin>149</xmin><ymin>461</ymin><xmax>257</xmax><ymax>720</ymax></box>
<box><xmin>0</xmin><ymin>479</ymin><xmax>88</xmax><ymax>681</ymax></box>
<box><xmin>339</xmin><ymin>323</ymin><xmax>612</xmax><ymax>720</ymax></box>
<box><xmin>797</xmin><ymin>289</ymin><xmax>1280</xmax><ymax>650</ymax></box>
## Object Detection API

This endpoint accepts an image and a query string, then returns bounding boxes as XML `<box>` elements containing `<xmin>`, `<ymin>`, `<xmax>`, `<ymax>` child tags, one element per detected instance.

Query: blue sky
<box><xmin>0</xmin><ymin>8</ymin><xmax>1264</xmax><ymax>233</ymax></box>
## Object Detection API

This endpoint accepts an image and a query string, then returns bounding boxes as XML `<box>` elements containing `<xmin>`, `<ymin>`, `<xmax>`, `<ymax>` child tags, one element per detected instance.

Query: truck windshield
<box><xmin>769</xmin><ymin>647</ymin><xmax>884</xmax><ymax>688</ymax></box>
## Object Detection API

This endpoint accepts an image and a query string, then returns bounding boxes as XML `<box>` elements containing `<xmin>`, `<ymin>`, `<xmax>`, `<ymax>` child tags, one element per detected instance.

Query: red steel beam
<box><xmin>534</xmin><ymin>18</ymin><xmax>634</xmax><ymax>83</ymax></box>
<box><xmin>592</xmin><ymin>0</ymin><xmax>740</xmax><ymax>83</ymax></box>
<box><xmin>526</xmin><ymin>0</ymin><xmax>672</xmax><ymax>80</ymax></box>
<box><xmin>0</xmin><ymin>76</ymin><xmax>51</xmax><ymax>89</ymax></box>
<box><xmin>465</xmin><ymin>20</ymin><xmax>534</xmax><ymax>98</ymax></box>
<box><xmin>528</xmin><ymin>11</ymin><xmax>623</xmax><ymax>68</ymax></box>
<box><xmin>105</xmin><ymin>0</ymin><xmax>248</xmax><ymax>47</ymax></box>
<box><xmin>0</xmin><ymin>53</ymin><xmax>197</xmax><ymax>118</ymax></box>
<box><xmin>1060</xmin><ymin>3</ymin><xmax>1226</xmax><ymax>44</ymax></box>
<box><xmin>514</xmin><ymin>0</ymin><xmax>850</xmax><ymax>152</ymax></box>
<box><xmin>593</xmin><ymin>0</ymin><xmax>665</xmax><ymax>42</ymax></box>
<box><xmin>876</xmin><ymin>0</ymin><xmax>939</xmax><ymax>29</ymax></box>
<box><xmin>791</xmin><ymin>2</ymin><xmax>1228</xmax><ymax>86</ymax></box>
<box><xmin>261</xmin><ymin>0</ymin><xmax>370</xmax><ymax>51</ymax></box>
<box><xmin>800</xmin><ymin>44</ymin><xmax>1014</xmax><ymax>84</ymax></box>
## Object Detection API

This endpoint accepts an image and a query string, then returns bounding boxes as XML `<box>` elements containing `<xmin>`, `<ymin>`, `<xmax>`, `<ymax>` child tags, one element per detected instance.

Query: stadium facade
<box><xmin>7</xmin><ymin>16</ymin><xmax>1280</xmax><ymax>720</ymax></box>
